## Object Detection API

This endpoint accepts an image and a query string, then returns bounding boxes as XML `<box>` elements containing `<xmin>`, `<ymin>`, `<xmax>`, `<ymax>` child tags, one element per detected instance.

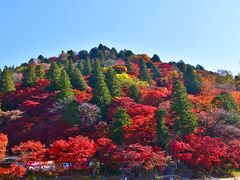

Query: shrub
<box><xmin>12</xmin><ymin>140</ymin><xmax>46</xmax><ymax>163</ymax></box>
<box><xmin>212</xmin><ymin>91</ymin><xmax>239</xmax><ymax>112</ymax></box>
<box><xmin>49</xmin><ymin>98</ymin><xmax>73</xmax><ymax>114</ymax></box>
<box><xmin>227</xmin><ymin>140</ymin><xmax>240</xmax><ymax>168</ymax></box>
<box><xmin>78</xmin><ymin>102</ymin><xmax>101</xmax><ymax>127</ymax></box>
<box><xmin>141</xmin><ymin>88</ymin><xmax>170</xmax><ymax>107</ymax></box>
<box><xmin>0</xmin><ymin>164</ymin><xmax>26</xmax><ymax>178</ymax></box>
<box><xmin>116</xmin><ymin>73</ymin><xmax>149</xmax><ymax>88</ymax></box>
<box><xmin>0</xmin><ymin>134</ymin><xmax>8</xmax><ymax>160</ymax></box>
<box><xmin>120</xmin><ymin>144</ymin><xmax>166</xmax><ymax>171</ymax></box>
<box><xmin>96</xmin><ymin>138</ymin><xmax>118</xmax><ymax>169</ymax></box>
<box><xmin>171</xmin><ymin>134</ymin><xmax>227</xmax><ymax>170</ymax></box>
<box><xmin>113</xmin><ymin>65</ymin><xmax>127</xmax><ymax>74</ymax></box>
<box><xmin>48</xmin><ymin>136</ymin><xmax>96</xmax><ymax>169</ymax></box>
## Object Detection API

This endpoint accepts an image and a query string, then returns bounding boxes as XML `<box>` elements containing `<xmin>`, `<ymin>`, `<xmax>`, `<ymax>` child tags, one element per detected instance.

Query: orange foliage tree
<box><xmin>0</xmin><ymin>164</ymin><xmax>26</xmax><ymax>179</ymax></box>
<box><xmin>0</xmin><ymin>134</ymin><xmax>26</xmax><ymax>178</ymax></box>
<box><xmin>48</xmin><ymin>136</ymin><xmax>96</xmax><ymax>169</ymax></box>
<box><xmin>119</xmin><ymin>144</ymin><xmax>166</xmax><ymax>171</ymax></box>
<box><xmin>12</xmin><ymin>140</ymin><xmax>46</xmax><ymax>163</ymax></box>
<box><xmin>0</xmin><ymin>134</ymin><xmax>8</xmax><ymax>160</ymax></box>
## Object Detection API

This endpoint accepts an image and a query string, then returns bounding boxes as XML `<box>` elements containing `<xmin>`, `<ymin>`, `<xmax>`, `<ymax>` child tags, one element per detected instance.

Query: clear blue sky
<box><xmin>0</xmin><ymin>0</ymin><xmax>240</xmax><ymax>74</ymax></box>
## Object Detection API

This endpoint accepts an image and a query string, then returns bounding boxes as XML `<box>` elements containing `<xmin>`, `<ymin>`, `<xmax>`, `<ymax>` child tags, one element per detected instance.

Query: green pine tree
<box><xmin>88</xmin><ymin>59</ymin><xmax>102</xmax><ymax>88</ymax></box>
<box><xmin>110</xmin><ymin>107</ymin><xmax>131</xmax><ymax>145</ymax></box>
<box><xmin>155</xmin><ymin>109</ymin><xmax>169</xmax><ymax>148</ymax></box>
<box><xmin>184</xmin><ymin>66</ymin><xmax>203</xmax><ymax>94</ymax></box>
<box><xmin>58</xmin><ymin>69</ymin><xmax>74</xmax><ymax>99</ymax></box>
<box><xmin>105</xmin><ymin>66</ymin><xmax>121</xmax><ymax>97</ymax></box>
<box><xmin>59</xmin><ymin>58</ymin><xmax>69</xmax><ymax>68</ymax></box>
<box><xmin>0</xmin><ymin>68</ymin><xmax>15</xmax><ymax>93</ymax></box>
<box><xmin>171</xmin><ymin>80</ymin><xmax>198</xmax><ymax>136</ymax></box>
<box><xmin>151</xmin><ymin>54</ymin><xmax>161</xmax><ymax>62</ymax></box>
<box><xmin>151</xmin><ymin>63</ymin><xmax>161</xmax><ymax>79</ymax></box>
<box><xmin>46</xmin><ymin>62</ymin><xmax>61</xmax><ymax>91</ymax></box>
<box><xmin>176</xmin><ymin>60</ymin><xmax>187</xmax><ymax>73</ymax></box>
<box><xmin>139</xmin><ymin>59</ymin><xmax>151</xmax><ymax>83</ymax></box>
<box><xmin>0</xmin><ymin>68</ymin><xmax>2</xmax><ymax>79</ymax></box>
<box><xmin>63</xmin><ymin>100</ymin><xmax>79</xmax><ymax>125</ymax></box>
<box><xmin>83</xmin><ymin>57</ymin><xmax>92</xmax><ymax>76</ymax></box>
<box><xmin>91</xmin><ymin>60</ymin><xmax>112</xmax><ymax>111</ymax></box>
<box><xmin>23</xmin><ymin>65</ymin><xmax>38</xmax><ymax>87</ymax></box>
<box><xmin>125</xmin><ymin>57</ymin><xmax>134</xmax><ymax>74</ymax></box>
<box><xmin>0</xmin><ymin>68</ymin><xmax>2</xmax><ymax>90</ymax></box>
<box><xmin>35</xmin><ymin>65</ymin><xmax>45</xmax><ymax>78</ymax></box>
<box><xmin>71</xmin><ymin>68</ymin><xmax>88</xmax><ymax>91</ymax></box>
<box><xmin>128</xmin><ymin>84</ymin><xmax>140</xmax><ymax>103</ymax></box>
<box><xmin>77</xmin><ymin>60</ymin><xmax>84</xmax><ymax>74</ymax></box>
<box><xmin>66</xmin><ymin>60</ymin><xmax>74</xmax><ymax>77</ymax></box>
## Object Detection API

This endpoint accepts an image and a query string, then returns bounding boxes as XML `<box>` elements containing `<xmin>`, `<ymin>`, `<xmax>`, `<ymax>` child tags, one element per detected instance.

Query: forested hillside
<box><xmin>0</xmin><ymin>44</ymin><xmax>240</xmax><ymax>179</ymax></box>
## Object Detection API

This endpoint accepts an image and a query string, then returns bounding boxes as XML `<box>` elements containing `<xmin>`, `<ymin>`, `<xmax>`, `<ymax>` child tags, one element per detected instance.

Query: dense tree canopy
<box><xmin>1</xmin><ymin>45</ymin><xmax>240</xmax><ymax>178</ymax></box>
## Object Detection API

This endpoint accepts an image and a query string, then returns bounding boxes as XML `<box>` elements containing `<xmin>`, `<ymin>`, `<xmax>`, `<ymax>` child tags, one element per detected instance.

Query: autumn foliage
<box><xmin>171</xmin><ymin>134</ymin><xmax>228</xmax><ymax>170</ymax></box>
<box><xmin>0</xmin><ymin>134</ymin><xmax>8</xmax><ymax>160</ymax></box>
<box><xmin>12</xmin><ymin>140</ymin><xmax>46</xmax><ymax>163</ymax></box>
<box><xmin>120</xmin><ymin>144</ymin><xmax>166</xmax><ymax>171</ymax></box>
<box><xmin>48</xmin><ymin>136</ymin><xmax>96</xmax><ymax>169</ymax></box>
<box><xmin>0</xmin><ymin>163</ymin><xmax>26</xmax><ymax>178</ymax></box>
<box><xmin>1</xmin><ymin>45</ymin><xmax>240</xmax><ymax>178</ymax></box>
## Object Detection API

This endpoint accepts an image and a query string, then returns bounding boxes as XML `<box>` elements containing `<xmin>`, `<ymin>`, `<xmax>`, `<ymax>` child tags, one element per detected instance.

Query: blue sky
<box><xmin>0</xmin><ymin>0</ymin><xmax>240</xmax><ymax>74</ymax></box>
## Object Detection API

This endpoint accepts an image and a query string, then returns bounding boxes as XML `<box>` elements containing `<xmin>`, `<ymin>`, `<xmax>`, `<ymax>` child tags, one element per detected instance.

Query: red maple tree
<box><xmin>48</xmin><ymin>136</ymin><xmax>96</xmax><ymax>169</ymax></box>
<box><xmin>0</xmin><ymin>133</ymin><xmax>8</xmax><ymax>160</ymax></box>
<box><xmin>12</xmin><ymin>140</ymin><xmax>46</xmax><ymax>163</ymax></box>
<box><xmin>171</xmin><ymin>134</ymin><xmax>228</xmax><ymax>170</ymax></box>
